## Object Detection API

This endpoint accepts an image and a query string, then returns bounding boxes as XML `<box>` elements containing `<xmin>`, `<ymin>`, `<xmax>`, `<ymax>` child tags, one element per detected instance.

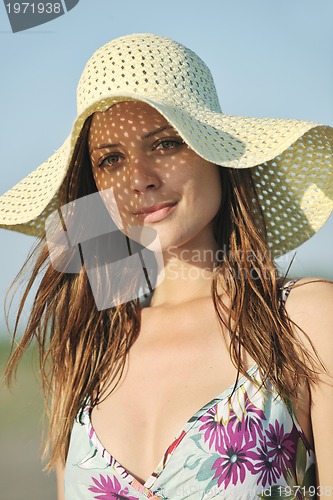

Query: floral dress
<box><xmin>64</xmin><ymin>281</ymin><xmax>316</xmax><ymax>499</ymax></box>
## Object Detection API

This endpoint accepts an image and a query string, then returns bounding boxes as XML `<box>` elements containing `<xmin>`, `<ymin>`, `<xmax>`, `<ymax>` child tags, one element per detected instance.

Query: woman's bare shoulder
<box><xmin>284</xmin><ymin>276</ymin><xmax>333</xmax><ymax>311</ymax></box>
<box><xmin>285</xmin><ymin>278</ymin><xmax>333</xmax><ymax>485</ymax></box>
<box><xmin>283</xmin><ymin>276</ymin><xmax>333</xmax><ymax>360</ymax></box>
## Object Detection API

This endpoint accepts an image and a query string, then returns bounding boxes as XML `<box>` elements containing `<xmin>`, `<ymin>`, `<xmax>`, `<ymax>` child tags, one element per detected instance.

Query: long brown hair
<box><xmin>4</xmin><ymin>115</ymin><xmax>325</xmax><ymax>470</ymax></box>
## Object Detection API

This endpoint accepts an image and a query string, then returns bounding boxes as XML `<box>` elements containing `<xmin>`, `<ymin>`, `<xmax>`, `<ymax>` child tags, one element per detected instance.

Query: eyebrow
<box><xmin>90</xmin><ymin>142</ymin><xmax>120</xmax><ymax>154</ymax></box>
<box><xmin>89</xmin><ymin>125</ymin><xmax>175</xmax><ymax>154</ymax></box>
<box><xmin>142</xmin><ymin>125</ymin><xmax>173</xmax><ymax>139</ymax></box>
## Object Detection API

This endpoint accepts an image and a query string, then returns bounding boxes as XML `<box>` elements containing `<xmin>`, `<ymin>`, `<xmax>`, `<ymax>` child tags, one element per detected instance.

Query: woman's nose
<box><xmin>128</xmin><ymin>156</ymin><xmax>161</xmax><ymax>193</ymax></box>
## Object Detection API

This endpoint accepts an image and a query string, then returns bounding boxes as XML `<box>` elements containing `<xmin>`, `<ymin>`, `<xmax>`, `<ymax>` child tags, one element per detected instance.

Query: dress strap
<box><xmin>280</xmin><ymin>278</ymin><xmax>301</xmax><ymax>307</ymax></box>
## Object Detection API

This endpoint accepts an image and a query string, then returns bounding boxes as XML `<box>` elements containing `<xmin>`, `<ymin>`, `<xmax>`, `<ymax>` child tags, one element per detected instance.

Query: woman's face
<box><xmin>88</xmin><ymin>101</ymin><xmax>222</xmax><ymax>253</ymax></box>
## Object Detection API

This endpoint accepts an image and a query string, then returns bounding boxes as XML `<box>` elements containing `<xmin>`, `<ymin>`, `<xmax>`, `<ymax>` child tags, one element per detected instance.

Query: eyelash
<box><xmin>153</xmin><ymin>137</ymin><xmax>185</xmax><ymax>151</ymax></box>
<box><xmin>98</xmin><ymin>137</ymin><xmax>185</xmax><ymax>169</ymax></box>
<box><xmin>98</xmin><ymin>153</ymin><xmax>124</xmax><ymax>168</ymax></box>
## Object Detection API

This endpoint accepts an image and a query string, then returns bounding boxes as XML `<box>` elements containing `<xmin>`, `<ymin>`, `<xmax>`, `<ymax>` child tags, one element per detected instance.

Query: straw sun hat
<box><xmin>0</xmin><ymin>33</ymin><xmax>332</xmax><ymax>258</ymax></box>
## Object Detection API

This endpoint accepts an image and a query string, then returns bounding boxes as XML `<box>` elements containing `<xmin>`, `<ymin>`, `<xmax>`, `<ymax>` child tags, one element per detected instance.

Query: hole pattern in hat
<box><xmin>77</xmin><ymin>34</ymin><xmax>222</xmax><ymax>116</ymax></box>
<box><xmin>252</xmin><ymin>126</ymin><xmax>333</xmax><ymax>254</ymax></box>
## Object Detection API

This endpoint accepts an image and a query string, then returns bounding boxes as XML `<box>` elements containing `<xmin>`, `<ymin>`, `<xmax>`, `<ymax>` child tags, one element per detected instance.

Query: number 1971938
<box><xmin>6</xmin><ymin>3</ymin><xmax>62</xmax><ymax>14</ymax></box>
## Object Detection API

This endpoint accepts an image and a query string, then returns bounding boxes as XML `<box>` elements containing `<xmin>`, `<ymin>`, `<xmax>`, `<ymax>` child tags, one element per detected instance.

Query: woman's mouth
<box><xmin>134</xmin><ymin>202</ymin><xmax>177</xmax><ymax>223</ymax></box>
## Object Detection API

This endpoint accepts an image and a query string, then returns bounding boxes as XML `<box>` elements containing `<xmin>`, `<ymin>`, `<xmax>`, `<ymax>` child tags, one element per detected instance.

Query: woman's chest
<box><xmin>70</xmin><ymin>365</ymin><xmax>315</xmax><ymax>499</ymax></box>
<box><xmin>91</xmin><ymin>305</ymin><xmax>243</xmax><ymax>484</ymax></box>
<box><xmin>89</xmin><ymin>302</ymin><xmax>313</xmax><ymax>488</ymax></box>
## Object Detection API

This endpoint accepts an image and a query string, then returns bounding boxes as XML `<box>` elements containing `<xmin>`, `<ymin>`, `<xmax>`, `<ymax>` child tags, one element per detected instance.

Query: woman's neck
<box><xmin>149</xmin><ymin>235</ymin><xmax>220</xmax><ymax>308</ymax></box>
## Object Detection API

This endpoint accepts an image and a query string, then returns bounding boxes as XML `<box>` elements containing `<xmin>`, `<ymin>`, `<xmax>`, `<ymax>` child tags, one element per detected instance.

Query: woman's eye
<box><xmin>154</xmin><ymin>138</ymin><xmax>184</xmax><ymax>151</ymax></box>
<box><xmin>99</xmin><ymin>153</ymin><xmax>123</xmax><ymax>168</ymax></box>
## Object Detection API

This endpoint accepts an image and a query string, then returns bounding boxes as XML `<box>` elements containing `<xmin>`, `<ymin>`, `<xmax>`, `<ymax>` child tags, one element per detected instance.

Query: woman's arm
<box><xmin>286</xmin><ymin>278</ymin><xmax>333</xmax><ymax>490</ymax></box>
<box><xmin>56</xmin><ymin>459</ymin><xmax>65</xmax><ymax>500</ymax></box>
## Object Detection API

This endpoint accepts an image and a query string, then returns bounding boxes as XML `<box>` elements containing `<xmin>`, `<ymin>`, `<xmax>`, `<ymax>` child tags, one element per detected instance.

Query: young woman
<box><xmin>1</xmin><ymin>34</ymin><xmax>333</xmax><ymax>499</ymax></box>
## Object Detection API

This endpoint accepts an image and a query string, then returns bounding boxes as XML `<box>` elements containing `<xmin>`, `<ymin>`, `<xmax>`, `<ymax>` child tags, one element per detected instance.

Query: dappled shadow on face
<box><xmin>88</xmin><ymin>100</ymin><xmax>222</xmax><ymax>254</ymax></box>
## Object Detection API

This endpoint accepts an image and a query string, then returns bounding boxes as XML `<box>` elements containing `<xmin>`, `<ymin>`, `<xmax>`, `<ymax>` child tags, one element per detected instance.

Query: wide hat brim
<box><xmin>0</xmin><ymin>32</ymin><xmax>333</xmax><ymax>258</ymax></box>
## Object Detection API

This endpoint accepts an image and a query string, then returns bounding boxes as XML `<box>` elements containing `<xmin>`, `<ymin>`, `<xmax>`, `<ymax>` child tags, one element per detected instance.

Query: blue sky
<box><xmin>0</xmin><ymin>0</ymin><xmax>332</xmax><ymax>331</ymax></box>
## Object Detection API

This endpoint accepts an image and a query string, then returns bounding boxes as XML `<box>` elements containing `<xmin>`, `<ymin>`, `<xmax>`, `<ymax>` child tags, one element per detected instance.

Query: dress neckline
<box><xmin>84</xmin><ymin>363</ymin><xmax>259</xmax><ymax>493</ymax></box>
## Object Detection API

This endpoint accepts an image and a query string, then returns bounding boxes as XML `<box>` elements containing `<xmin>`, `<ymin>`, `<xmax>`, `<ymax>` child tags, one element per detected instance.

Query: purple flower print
<box><xmin>266</xmin><ymin>420</ymin><xmax>295</xmax><ymax>470</ymax></box>
<box><xmin>199</xmin><ymin>405</ymin><xmax>224</xmax><ymax>451</ymax></box>
<box><xmin>229</xmin><ymin>390</ymin><xmax>266</xmax><ymax>440</ymax></box>
<box><xmin>88</xmin><ymin>474</ymin><xmax>140</xmax><ymax>499</ymax></box>
<box><xmin>252</xmin><ymin>439</ymin><xmax>281</xmax><ymax>487</ymax></box>
<box><xmin>212</xmin><ymin>421</ymin><xmax>257</xmax><ymax>489</ymax></box>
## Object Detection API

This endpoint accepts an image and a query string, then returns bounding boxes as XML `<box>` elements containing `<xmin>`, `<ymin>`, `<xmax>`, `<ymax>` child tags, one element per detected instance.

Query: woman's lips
<box><xmin>135</xmin><ymin>202</ymin><xmax>177</xmax><ymax>223</ymax></box>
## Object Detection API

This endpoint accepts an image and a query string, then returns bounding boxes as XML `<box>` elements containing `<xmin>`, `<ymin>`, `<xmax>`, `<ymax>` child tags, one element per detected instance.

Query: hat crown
<box><xmin>76</xmin><ymin>33</ymin><xmax>222</xmax><ymax>116</ymax></box>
